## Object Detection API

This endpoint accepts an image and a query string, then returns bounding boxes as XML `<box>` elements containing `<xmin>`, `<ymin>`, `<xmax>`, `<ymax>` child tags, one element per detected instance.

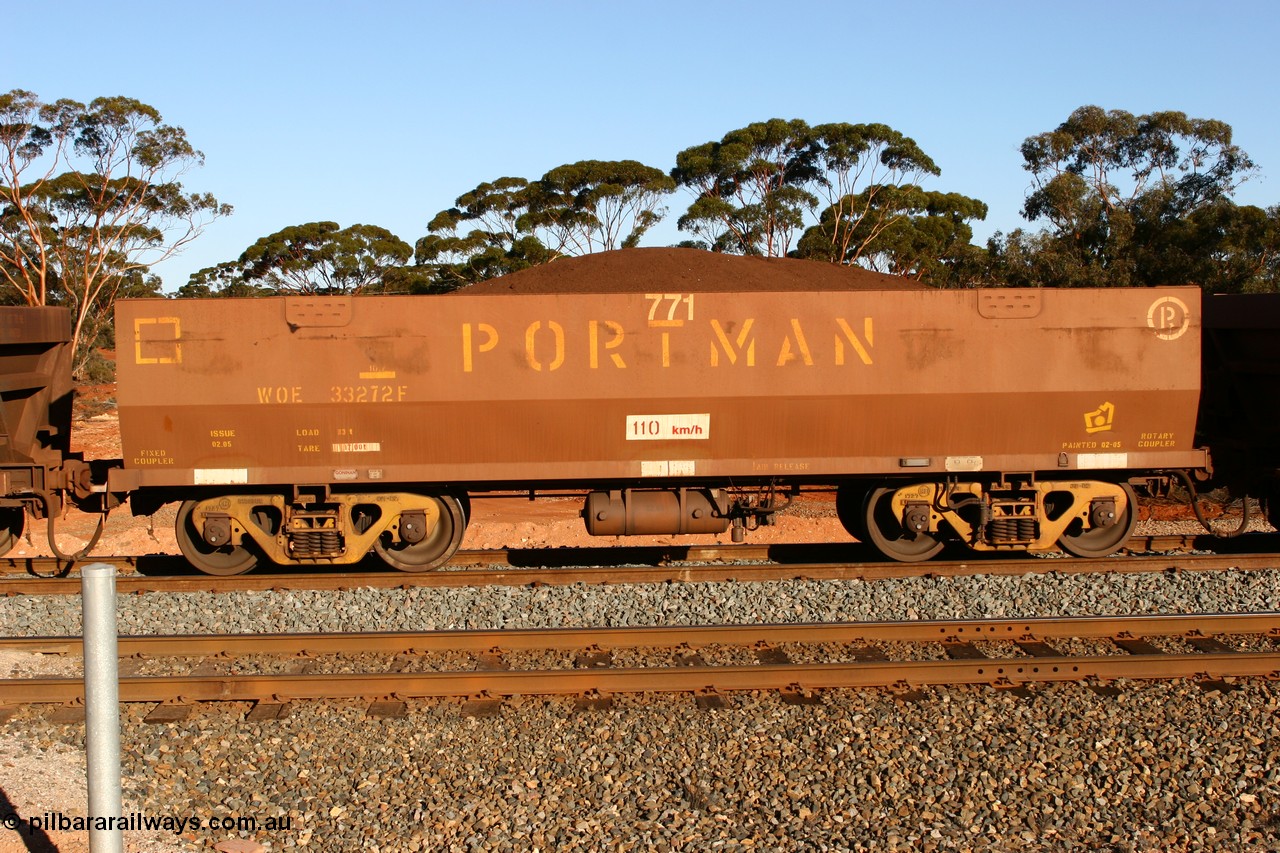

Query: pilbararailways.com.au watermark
<box><xmin>3</xmin><ymin>810</ymin><xmax>293</xmax><ymax>836</ymax></box>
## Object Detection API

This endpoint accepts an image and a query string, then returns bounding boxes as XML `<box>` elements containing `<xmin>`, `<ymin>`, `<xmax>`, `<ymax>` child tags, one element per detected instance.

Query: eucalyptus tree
<box><xmin>417</xmin><ymin>161</ymin><xmax>675</xmax><ymax>287</ymax></box>
<box><xmin>1136</xmin><ymin>200</ymin><xmax>1280</xmax><ymax>293</ymax></box>
<box><xmin>237</xmin><ymin>221</ymin><xmax>412</xmax><ymax>294</ymax></box>
<box><xmin>797</xmin><ymin>185</ymin><xmax>988</xmax><ymax>285</ymax></box>
<box><xmin>414</xmin><ymin>177</ymin><xmax>552</xmax><ymax>287</ymax></box>
<box><xmin>177</xmin><ymin>260</ymin><xmax>271</xmax><ymax>298</ymax></box>
<box><xmin>184</xmin><ymin>222</ymin><xmax>415</xmax><ymax>296</ymax></box>
<box><xmin>671</xmin><ymin>119</ymin><xmax>944</xmax><ymax>260</ymax></box>
<box><xmin>671</xmin><ymin>118</ymin><xmax>820</xmax><ymax>256</ymax></box>
<box><xmin>1002</xmin><ymin>105</ymin><xmax>1258</xmax><ymax>288</ymax></box>
<box><xmin>527</xmin><ymin>160</ymin><xmax>675</xmax><ymax>254</ymax></box>
<box><xmin>801</xmin><ymin>123</ymin><xmax>946</xmax><ymax>264</ymax></box>
<box><xmin>0</xmin><ymin>89</ymin><xmax>229</xmax><ymax>374</ymax></box>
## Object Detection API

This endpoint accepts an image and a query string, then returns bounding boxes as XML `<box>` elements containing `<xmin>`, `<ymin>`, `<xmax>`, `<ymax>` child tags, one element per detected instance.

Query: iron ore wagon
<box><xmin>102</xmin><ymin>250</ymin><xmax>1208</xmax><ymax>572</ymax></box>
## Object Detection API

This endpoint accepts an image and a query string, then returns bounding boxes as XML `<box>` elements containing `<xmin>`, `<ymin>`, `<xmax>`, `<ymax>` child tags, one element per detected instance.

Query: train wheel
<box><xmin>1057</xmin><ymin>484</ymin><xmax>1138</xmax><ymax>558</ymax></box>
<box><xmin>0</xmin><ymin>508</ymin><xmax>23</xmax><ymax>557</ymax></box>
<box><xmin>835</xmin><ymin>484</ymin><xmax>869</xmax><ymax>541</ymax></box>
<box><xmin>374</xmin><ymin>494</ymin><xmax>466</xmax><ymax>572</ymax></box>
<box><xmin>175</xmin><ymin>500</ymin><xmax>259</xmax><ymax>576</ymax></box>
<box><xmin>862</xmin><ymin>487</ymin><xmax>945</xmax><ymax>562</ymax></box>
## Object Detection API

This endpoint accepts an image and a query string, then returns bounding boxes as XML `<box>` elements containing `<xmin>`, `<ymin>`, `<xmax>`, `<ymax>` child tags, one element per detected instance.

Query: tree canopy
<box><xmin>414</xmin><ymin>177</ymin><xmax>561</xmax><ymax>288</ymax></box>
<box><xmin>183</xmin><ymin>222</ymin><xmax>423</xmax><ymax>297</ymax></box>
<box><xmin>796</xmin><ymin>186</ymin><xmax>989</xmax><ymax>285</ymax></box>
<box><xmin>415</xmin><ymin>161</ymin><xmax>675</xmax><ymax>288</ymax></box>
<box><xmin>0</xmin><ymin>89</ymin><xmax>229</xmax><ymax>374</ymax></box>
<box><xmin>528</xmin><ymin>160</ymin><xmax>675</xmax><ymax>254</ymax></box>
<box><xmin>671</xmin><ymin>119</ymin><xmax>947</xmax><ymax>261</ymax></box>
<box><xmin>5</xmin><ymin>90</ymin><xmax>1273</xmax><ymax>387</ymax></box>
<box><xmin>991</xmin><ymin>105</ymin><xmax>1270</xmax><ymax>291</ymax></box>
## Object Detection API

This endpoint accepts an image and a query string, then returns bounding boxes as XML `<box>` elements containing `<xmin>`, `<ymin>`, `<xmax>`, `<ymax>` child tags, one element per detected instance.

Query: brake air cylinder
<box><xmin>583</xmin><ymin>489</ymin><xmax>730</xmax><ymax>536</ymax></box>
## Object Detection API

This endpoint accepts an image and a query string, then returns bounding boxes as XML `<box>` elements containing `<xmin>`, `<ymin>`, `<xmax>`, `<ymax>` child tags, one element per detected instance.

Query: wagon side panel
<box><xmin>113</xmin><ymin>286</ymin><xmax>1205</xmax><ymax>491</ymax></box>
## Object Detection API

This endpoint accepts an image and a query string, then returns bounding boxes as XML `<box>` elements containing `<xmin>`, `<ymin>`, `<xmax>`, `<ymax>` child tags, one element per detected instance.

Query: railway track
<box><xmin>4</xmin><ymin>613</ymin><xmax>1278</xmax><ymax>716</ymax></box>
<box><xmin>2</xmin><ymin>533</ymin><xmax>1279</xmax><ymax>596</ymax></box>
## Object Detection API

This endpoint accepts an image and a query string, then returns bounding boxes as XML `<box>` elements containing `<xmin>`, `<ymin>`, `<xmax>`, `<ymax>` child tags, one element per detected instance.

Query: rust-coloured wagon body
<box><xmin>0</xmin><ymin>307</ymin><xmax>73</xmax><ymax>472</ymax></box>
<box><xmin>0</xmin><ymin>306</ymin><xmax>93</xmax><ymax>554</ymax></box>
<box><xmin>114</xmin><ymin>288</ymin><xmax>1206</xmax><ymax>486</ymax></box>
<box><xmin>111</xmin><ymin>283</ymin><xmax>1208</xmax><ymax>570</ymax></box>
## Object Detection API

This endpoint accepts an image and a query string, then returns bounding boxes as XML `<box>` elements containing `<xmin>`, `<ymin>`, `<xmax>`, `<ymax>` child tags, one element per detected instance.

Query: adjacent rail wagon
<box><xmin>0</xmin><ymin>306</ymin><xmax>96</xmax><ymax>555</ymax></box>
<box><xmin>107</xmin><ymin>281</ymin><xmax>1208</xmax><ymax>572</ymax></box>
<box><xmin>1198</xmin><ymin>293</ymin><xmax>1280</xmax><ymax>509</ymax></box>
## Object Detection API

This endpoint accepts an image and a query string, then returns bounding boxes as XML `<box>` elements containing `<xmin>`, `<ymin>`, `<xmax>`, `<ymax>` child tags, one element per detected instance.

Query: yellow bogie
<box><xmin>862</xmin><ymin>480</ymin><xmax>1137</xmax><ymax>560</ymax></box>
<box><xmin>178</xmin><ymin>491</ymin><xmax>466</xmax><ymax>572</ymax></box>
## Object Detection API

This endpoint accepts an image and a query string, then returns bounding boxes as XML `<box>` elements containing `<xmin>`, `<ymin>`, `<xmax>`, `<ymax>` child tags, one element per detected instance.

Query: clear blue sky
<box><xmin>4</xmin><ymin>0</ymin><xmax>1277</xmax><ymax>292</ymax></box>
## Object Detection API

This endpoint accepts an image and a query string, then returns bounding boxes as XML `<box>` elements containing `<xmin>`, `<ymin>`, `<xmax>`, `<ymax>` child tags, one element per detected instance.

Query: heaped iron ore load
<box><xmin>102</xmin><ymin>248</ymin><xmax>1210</xmax><ymax>573</ymax></box>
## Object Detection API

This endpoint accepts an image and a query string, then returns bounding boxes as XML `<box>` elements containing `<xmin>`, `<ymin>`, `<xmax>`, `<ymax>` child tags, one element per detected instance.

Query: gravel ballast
<box><xmin>2</xmin><ymin>566</ymin><xmax>1280</xmax><ymax>637</ymax></box>
<box><xmin>3</xmin><ymin>563</ymin><xmax>1280</xmax><ymax>851</ymax></box>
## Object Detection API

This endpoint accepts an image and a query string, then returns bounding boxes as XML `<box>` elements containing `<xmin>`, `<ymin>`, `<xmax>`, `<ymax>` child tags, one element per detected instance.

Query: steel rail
<box><xmin>6</xmin><ymin>613</ymin><xmax>1280</xmax><ymax>658</ymax></box>
<box><xmin>4</xmin><ymin>613</ymin><xmax>1279</xmax><ymax>706</ymax></box>
<box><xmin>2</xmin><ymin>653</ymin><xmax>1278</xmax><ymax>706</ymax></box>
<box><xmin>4</xmin><ymin>543</ymin><xmax>1280</xmax><ymax>597</ymax></box>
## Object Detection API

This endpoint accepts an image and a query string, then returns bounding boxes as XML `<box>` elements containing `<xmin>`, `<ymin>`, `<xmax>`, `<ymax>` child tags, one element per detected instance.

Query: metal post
<box><xmin>81</xmin><ymin>562</ymin><xmax>123</xmax><ymax>853</ymax></box>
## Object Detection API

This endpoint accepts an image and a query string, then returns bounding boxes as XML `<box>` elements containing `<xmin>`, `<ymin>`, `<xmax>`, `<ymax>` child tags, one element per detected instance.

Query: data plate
<box><xmin>626</xmin><ymin>413</ymin><xmax>710</xmax><ymax>441</ymax></box>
